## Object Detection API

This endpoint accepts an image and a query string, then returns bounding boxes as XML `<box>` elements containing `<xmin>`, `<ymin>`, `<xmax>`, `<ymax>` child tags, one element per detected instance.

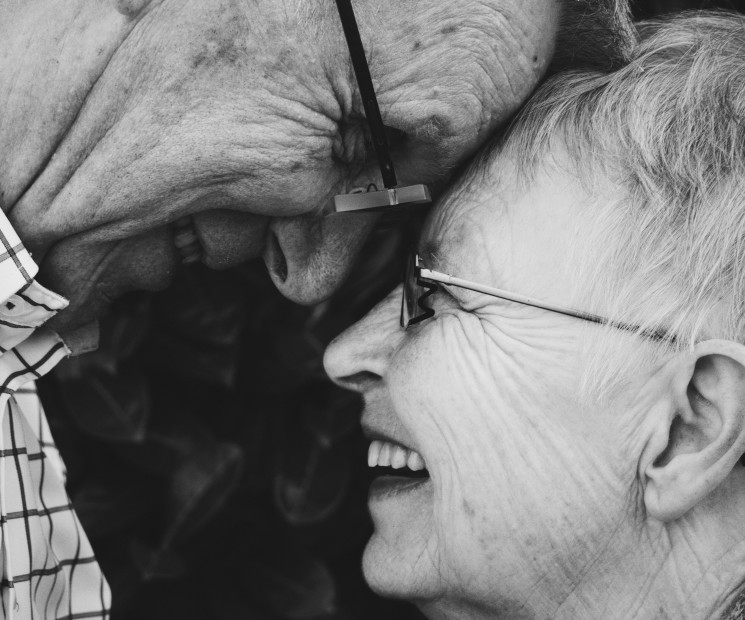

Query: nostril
<box><xmin>269</xmin><ymin>232</ymin><xmax>288</xmax><ymax>282</ymax></box>
<box><xmin>343</xmin><ymin>370</ymin><xmax>380</xmax><ymax>392</ymax></box>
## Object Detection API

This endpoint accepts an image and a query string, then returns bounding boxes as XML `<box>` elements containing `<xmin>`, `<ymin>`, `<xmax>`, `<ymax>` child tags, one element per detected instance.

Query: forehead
<box><xmin>420</xmin><ymin>147</ymin><xmax>609</xmax><ymax>301</ymax></box>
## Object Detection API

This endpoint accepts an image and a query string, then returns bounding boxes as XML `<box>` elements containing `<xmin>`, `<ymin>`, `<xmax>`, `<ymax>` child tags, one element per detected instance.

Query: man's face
<box><xmin>324</xmin><ymin>152</ymin><xmax>648</xmax><ymax>617</ymax></box>
<box><xmin>0</xmin><ymin>0</ymin><xmax>559</xmax><ymax>329</ymax></box>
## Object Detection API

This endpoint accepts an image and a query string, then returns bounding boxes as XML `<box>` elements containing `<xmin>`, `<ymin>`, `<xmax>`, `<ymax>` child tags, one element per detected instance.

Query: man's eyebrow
<box><xmin>419</xmin><ymin>241</ymin><xmax>442</xmax><ymax>269</ymax></box>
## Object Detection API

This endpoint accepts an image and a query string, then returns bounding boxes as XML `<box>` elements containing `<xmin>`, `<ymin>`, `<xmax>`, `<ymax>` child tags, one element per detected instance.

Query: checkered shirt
<box><xmin>0</xmin><ymin>208</ymin><xmax>110</xmax><ymax>619</ymax></box>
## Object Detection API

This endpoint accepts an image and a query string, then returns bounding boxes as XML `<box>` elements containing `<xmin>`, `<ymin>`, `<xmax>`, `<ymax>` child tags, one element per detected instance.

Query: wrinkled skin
<box><xmin>324</xmin><ymin>148</ymin><xmax>745</xmax><ymax>619</ymax></box>
<box><xmin>0</xmin><ymin>0</ymin><xmax>558</xmax><ymax>330</ymax></box>
<box><xmin>325</xmin><ymin>150</ymin><xmax>643</xmax><ymax>618</ymax></box>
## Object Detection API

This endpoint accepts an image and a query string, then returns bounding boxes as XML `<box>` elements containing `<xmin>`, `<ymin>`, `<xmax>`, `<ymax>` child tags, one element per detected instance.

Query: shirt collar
<box><xmin>0</xmin><ymin>209</ymin><xmax>98</xmax><ymax>356</ymax></box>
<box><xmin>0</xmin><ymin>208</ymin><xmax>40</xmax><ymax>302</ymax></box>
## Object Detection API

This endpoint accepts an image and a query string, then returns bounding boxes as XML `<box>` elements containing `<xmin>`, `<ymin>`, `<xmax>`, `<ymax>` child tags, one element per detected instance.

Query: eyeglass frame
<box><xmin>401</xmin><ymin>252</ymin><xmax>673</xmax><ymax>342</ymax></box>
<box><xmin>331</xmin><ymin>0</ymin><xmax>432</xmax><ymax>214</ymax></box>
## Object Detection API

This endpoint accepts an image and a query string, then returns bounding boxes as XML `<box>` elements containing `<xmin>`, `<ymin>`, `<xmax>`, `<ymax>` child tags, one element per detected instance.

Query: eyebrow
<box><xmin>417</xmin><ymin>238</ymin><xmax>512</xmax><ymax>303</ymax></box>
<box><xmin>418</xmin><ymin>240</ymin><xmax>442</xmax><ymax>269</ymax></box>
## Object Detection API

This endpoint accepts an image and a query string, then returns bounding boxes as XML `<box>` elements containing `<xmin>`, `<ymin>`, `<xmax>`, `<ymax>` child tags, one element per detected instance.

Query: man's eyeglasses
<box><xmin>401</xmin><ymin>251</ymin><xmax>672</xmax><ymax>342</ymax></box>
<box><xmin>332</xmin><ymin>0</ymin><xmax>431</xmax><ymax>214</ymax></box>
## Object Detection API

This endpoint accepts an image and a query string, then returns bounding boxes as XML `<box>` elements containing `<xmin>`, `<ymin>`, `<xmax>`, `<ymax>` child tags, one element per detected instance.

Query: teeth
<box><xmin>181</xmin><ymin>251</ymin><xmax>202</xmax><ymax>265</ymax></box>
<box><xmin>174</xmin><ymin>227</ymin><xmax>199</xmax><ymax>249</ymax></box>
<box><xmin>407</xmin><ymin>451</ymin><xmax>425</xmax><ymax>471</ymax></box>
<box><xmin>367</xmin><ymin>439</ymin><xmax>427</xmax><ymax>472</ymax></box>
<box><xmin>173</xmin><ymin>217</ymin><xmax>203</xmax><ymax>265</ymax></box>
<box><xmin>391</xmin><ymin>446</ymin><xmax>407</xmax><ymax>469</ymax></box>
<box><xmin>367</xmin><ymin>441</ymin><xmax>381</xmax><ymax>467</ymax></box>
<box><xmin>378</xmin><ymin>442</ymin><xmax>392</xmax><ymax>467</ymax></box>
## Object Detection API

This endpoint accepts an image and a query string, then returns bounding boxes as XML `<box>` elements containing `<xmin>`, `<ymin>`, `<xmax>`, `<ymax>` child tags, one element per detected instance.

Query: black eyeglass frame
<box><xmin>332</xmin><ymin>0</ymin><xmax>431</xmax><ymax>214</ymax></box>
<box><xmin>401</xmin><ymin>252</ymin><xmax>672</xmax><ymax>342</ymax></box>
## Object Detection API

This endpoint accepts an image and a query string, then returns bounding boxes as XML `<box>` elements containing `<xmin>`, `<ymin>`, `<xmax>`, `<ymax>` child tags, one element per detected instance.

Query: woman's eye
<box><xmin>432</xmin><ymin>286</ymin><xmax>462</xmax><ymax>310</ymax></box>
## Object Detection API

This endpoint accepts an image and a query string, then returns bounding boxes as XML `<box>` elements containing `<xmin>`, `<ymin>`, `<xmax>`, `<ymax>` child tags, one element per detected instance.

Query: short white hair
<box><xmin>500</xmin><ymin>11</ymin><xmax>745</xmax><ymax>397</ymax></box>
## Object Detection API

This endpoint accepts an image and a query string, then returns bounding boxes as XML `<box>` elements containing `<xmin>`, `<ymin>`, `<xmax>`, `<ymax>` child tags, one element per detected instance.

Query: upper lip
<box><xmin>361</xmin><ymin>418</ymin><xmax>419</xmax><ymax>454</ymax></box>
<box><xmin>192</xmin><ymin>210</ymin><xmax>269</xmax><ymax>270</ymax></box>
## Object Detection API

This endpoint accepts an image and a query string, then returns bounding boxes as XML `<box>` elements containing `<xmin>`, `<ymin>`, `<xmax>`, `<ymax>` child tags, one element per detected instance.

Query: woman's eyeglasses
<box><xmin>401</xmin><ymin>251</ymin><xmax>672</xmax><ymax>342</ymax></box>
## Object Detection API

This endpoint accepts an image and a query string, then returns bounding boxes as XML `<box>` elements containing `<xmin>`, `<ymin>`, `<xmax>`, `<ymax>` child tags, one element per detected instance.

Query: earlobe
<box><xmin>642</xmin><ymin>340</ymin><xmax>745</xmax><ymax>522</ymax></box>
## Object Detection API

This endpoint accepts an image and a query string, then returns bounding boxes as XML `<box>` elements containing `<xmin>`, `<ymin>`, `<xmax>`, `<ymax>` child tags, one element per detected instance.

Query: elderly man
<box><xmin>325</xmin><ymin>11</ymin><xmax>745</xmax><ymax>620</ymax></box>
<box><xmin>1</xmin><ymin>0</ymin><xmax>634</xmax><ymax>327</ymax></box>
<box><xmin>0</xmin><ymin>0</ymin><xmax>633</xmax><ymax>617</ymax></box>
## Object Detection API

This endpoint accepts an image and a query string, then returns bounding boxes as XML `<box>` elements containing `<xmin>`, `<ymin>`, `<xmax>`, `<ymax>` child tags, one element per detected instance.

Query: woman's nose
<box><xmin>323</xmin><ymin>286</ymin><xmax>404</xmax><ymax>393</ymax></box>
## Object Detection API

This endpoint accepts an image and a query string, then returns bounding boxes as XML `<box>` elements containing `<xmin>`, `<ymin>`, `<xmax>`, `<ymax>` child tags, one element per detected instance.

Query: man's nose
<box><xmin>264</xmin><ymin>212</ymin><xmax>378</xmax><ymax>305</ymax></box>
<box><xmin>323</xmin><ymin>286</ymin><xmax>404</xmax><ymax>393</ymax></box>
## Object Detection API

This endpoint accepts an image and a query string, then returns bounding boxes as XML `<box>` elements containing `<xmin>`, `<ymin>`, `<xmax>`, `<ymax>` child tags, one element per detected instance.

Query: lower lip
<box><xmin>369</xmin><ymin>475</ymin><xmax>431</xmax><ymax>501</ymax></box>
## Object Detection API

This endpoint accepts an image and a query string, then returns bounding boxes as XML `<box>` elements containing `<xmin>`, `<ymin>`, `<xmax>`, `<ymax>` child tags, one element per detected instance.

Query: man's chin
<box><xmin>43</xmin><ymin>291</ymin><xmax>113</xmax><ymax>333</ymax></box>
<box><xmin>37</xmin><ymin>230</ymin><xmax>181</xmax><ymax>333</ymax></box>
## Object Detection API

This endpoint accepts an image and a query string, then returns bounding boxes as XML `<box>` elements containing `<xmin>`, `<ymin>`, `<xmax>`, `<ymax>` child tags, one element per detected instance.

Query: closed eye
<box><xmin>429</xmin><ymin>283</ymin><xmax>467</xmax><ymax>313</ymax></box>
<box><xmin>438</xmin><ymin>282</ymin><xmax>508</xmax><ymax>315</ymax></box>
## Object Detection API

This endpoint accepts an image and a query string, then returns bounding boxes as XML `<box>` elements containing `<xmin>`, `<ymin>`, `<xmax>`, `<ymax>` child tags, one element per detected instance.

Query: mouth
<box><xmin>265</xmin><ymin>230</ymin><xmax>288</xmax><ymax>282</ymax></box>
<box><xmin>173</xmin><ymin>216</ymin><xmax>203</xmax><ymax>264</ymax></box>
<box><xmin>367</xmin><ymin>437</ymin><xmax>430</xmax><ymax>500</ymax></box>
<box><xmin>368</xmin><ymin>439</ymin><xmax>429</xmax><ymax>478</ymax></box>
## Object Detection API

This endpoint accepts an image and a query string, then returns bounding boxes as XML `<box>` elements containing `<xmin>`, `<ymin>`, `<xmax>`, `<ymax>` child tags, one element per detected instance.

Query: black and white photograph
<box><xmin>3</xmin><ymin>0</ymin><xmax>745</xmax><ymax>618</ymax></box>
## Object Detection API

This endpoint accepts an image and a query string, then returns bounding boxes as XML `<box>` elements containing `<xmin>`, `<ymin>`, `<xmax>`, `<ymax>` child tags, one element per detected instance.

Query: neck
<box><xmin>420</xmin><ymin>474</ymin><xmax>745</xmax><ymax>620</ymax></box>
<box><xmin>654</xmin><ymin>469</ymin><xmax>745</xmax><ymax>619</ymax></box>
<box><xmin>550</xmin><ymin>472</ymin><xmax>745</xmax><ymax>620</ymax></box>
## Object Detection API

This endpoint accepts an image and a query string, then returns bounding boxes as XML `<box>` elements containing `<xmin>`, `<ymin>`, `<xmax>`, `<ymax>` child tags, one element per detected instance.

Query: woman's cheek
<box><xmin>391</xmin><ymin>314</ymin><xmax>532</xmax><ymax>497</ymax></box>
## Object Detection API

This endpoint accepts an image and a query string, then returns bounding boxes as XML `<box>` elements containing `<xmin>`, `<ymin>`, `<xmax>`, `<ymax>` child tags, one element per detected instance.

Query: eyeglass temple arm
<box><xmin>419</xmin><ymin>267</ymin><xmax>671</xmax><ymax>342</ymax></box>
<box><xmin>335</xmin><ymin>0</ymin><xmax>398</xmax><ymax>189</ymax></box>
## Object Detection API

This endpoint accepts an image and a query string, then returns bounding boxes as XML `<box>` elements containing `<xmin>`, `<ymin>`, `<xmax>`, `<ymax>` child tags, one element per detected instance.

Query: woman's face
<box><xmin>324</xmin><ymin>156</ymin><xmax>644</xmax><ymax>618</ymax></box>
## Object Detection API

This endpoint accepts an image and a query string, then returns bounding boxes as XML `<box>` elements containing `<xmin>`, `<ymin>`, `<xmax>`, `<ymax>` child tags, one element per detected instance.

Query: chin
<box><xmin>362</xmin><ymin>544</ymin><xmax>464</xmax><ymax>620</ymax></box>
<box><xmin>40</xmin><ymin>231</ymin><xmax>180</xmax><ymax>332</ymax></box>
<box><xmin>43</xmin><ymin>290</ymin><xmax>112</xmax><ymax>333</ymax></box>
<box><xmin>361</xmin><ymin>537</ymin><xmax>402</xmax><ymax>598</ymax></box>
<box><xmin>361</xmin><ymin>532</ymin><xmax>440</xmax><ymax>606</ymax></box>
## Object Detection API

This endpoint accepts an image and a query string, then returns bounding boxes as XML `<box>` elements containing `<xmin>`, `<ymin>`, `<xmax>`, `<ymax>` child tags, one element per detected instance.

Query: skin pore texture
<box><xmin>324</xmin><ymin>149</ymin><xmax>745</xmax><ymax>619</ymax></box>
<box><xmin>0</xmin><ymin>0</ymin><xmax>559</xmax><ymax>331</ymax></box>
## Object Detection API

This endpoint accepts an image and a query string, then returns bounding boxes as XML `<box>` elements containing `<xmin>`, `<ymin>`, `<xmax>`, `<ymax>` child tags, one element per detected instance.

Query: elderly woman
<box><xmin>325</xmin><ymin>12</ymin><xmax>745</xmax><ymax>620</ymax></box>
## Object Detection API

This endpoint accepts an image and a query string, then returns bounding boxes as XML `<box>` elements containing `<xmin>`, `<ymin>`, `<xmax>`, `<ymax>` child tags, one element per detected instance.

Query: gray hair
<box><xmin>501</xmin><ymin>11</ymin><xmax>745</xmax><ymax>396</ymax></box>
<box><xmin>552</xmin><ymin>0</ymin><xmax>636</xmax><ymax>73</ymax></box>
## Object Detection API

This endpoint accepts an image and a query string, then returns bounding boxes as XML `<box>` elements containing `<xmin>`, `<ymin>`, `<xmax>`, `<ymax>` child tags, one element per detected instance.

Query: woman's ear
<box><xmin>642</xmin><ymin>340</ymin><xmax>745</xmax><ymax>522</ymax></box>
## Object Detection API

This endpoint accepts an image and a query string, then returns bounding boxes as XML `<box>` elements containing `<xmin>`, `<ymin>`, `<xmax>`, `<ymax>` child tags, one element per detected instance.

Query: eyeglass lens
<box><xmin>401</xmin><ymin>252</ymin><xmax>435</xmax><ymax>328</ymax></box>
